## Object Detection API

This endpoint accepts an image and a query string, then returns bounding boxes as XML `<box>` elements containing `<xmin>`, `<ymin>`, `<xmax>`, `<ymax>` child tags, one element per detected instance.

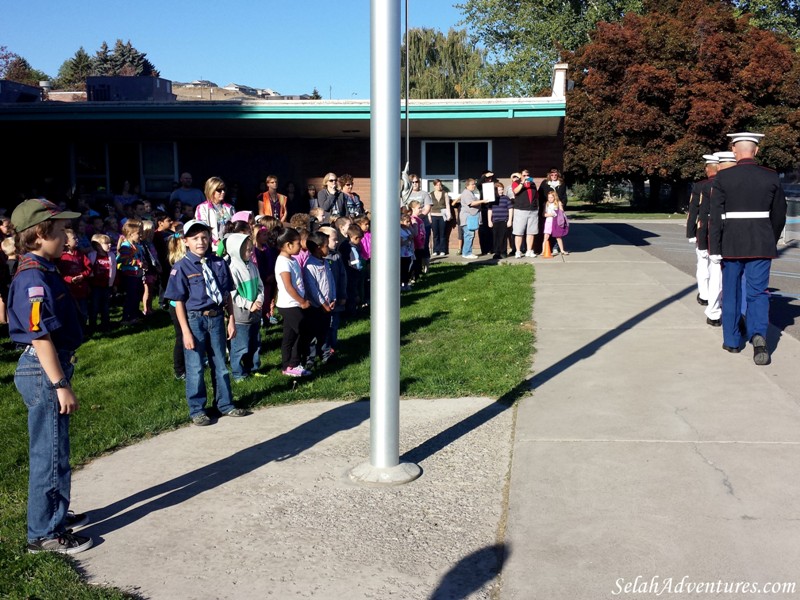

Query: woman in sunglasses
<box><xmin>314</xmin><ymin>172</ymin><xmax>345</xmax><ymax>219</ymax></box>
<box><xmin>194</xmin><ymin>177</ymin><xmax>234</xmax><ymax>252</ymax></box>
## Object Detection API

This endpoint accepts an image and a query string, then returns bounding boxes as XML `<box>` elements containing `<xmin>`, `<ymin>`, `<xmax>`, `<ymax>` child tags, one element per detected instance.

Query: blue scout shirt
<box><xmin>8</xmin><ymin>253</ymin><xmax>84</xmax><ymax>351</ymax></box>
<box><xmin>164</xmin><ymin>251</ymin><xmax>234</xmax><ymax>311</ymax></box>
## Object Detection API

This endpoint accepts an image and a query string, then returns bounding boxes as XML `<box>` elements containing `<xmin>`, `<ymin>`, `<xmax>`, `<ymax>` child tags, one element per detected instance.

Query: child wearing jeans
<box><xmin>8</xmin><ymin>198</ymin><xmax>93</xmax><ymax>554</ymax></box>
<box><xmin>227</xmin><ymin>233</ymin><xmax>264</xmax><ymax>381</ymax></box>
<box><xmin>271</xmin><ymin>226</ymin><xmax>311</xmax><ymax>377</ymax></box>
<box><xmin>164</xmin><ymin>219</ymin><xmax>250</xmax><ymax>426</ymax></box>
<box><xmin>319</xmin><ymin>226</ymin><xmax>347</xmax><ymax>364</ymax></box>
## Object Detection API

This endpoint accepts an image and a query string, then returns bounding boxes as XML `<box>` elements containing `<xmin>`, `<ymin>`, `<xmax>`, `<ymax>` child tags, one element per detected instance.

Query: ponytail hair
<box><xmin>267</xmin><ymin>225</ymin><xmax>301</xmax><ymax>249</ymax></box>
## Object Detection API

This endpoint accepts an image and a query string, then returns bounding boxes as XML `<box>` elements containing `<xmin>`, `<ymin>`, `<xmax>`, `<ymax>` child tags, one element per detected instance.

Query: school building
<box><xmin>0</xmin><ymin>65</ymin><xmax>567</xmax><ymax>213</ymax></box>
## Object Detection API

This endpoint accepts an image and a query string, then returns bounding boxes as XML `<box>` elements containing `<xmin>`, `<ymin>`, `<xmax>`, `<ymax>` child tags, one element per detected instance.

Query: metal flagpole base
<box><xmin>348</xmin><ymin>461</ymin><xmax>422</xmax><ymax>486</ymax></box>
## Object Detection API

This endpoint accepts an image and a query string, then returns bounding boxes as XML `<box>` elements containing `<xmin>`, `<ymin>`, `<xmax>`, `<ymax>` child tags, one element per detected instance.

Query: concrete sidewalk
<box><xmin>501</xmin><ymin>223</ymin><xmax>800</xmax><ymax>599</ymax></box>
<box><xmin>72</xmin><ymin>222</ymin><xmax>800</xmax><ymax>599</ymax></box>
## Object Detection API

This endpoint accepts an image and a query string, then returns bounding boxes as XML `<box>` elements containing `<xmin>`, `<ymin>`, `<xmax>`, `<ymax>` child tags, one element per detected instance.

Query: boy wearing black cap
<box><xmin>164</xmin><ymin>219</ymin><xmax>250</xmax><ymax>425</ymax></box>
<box><xmin>8</xmin><ymin>198</ymin><xmax>93</xmax><ymax>554</ymax></box>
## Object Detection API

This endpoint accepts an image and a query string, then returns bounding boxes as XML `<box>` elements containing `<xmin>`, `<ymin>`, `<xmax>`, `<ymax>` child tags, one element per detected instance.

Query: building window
<box><xmin>421</xmin><ymin>140</ymin><xmax>491</xmax><ymax>193</ymax></box>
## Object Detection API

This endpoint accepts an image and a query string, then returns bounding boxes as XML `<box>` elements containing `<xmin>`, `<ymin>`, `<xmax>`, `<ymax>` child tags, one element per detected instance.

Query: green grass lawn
<box><xmin>0</xmin><ymin>261</ymin><xmax>534</xmax><ymax>599</ymax></box>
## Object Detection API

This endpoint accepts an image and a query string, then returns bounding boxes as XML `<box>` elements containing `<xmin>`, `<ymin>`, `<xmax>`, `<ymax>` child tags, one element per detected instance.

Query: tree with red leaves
<box><xmin>565</xmin><ymin>0</ymin><xmax>800</xmax><ymax>209</ymax></box>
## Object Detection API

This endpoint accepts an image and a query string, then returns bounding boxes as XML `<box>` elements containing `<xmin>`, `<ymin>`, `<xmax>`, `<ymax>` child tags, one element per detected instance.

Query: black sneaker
<box><xmin>192</xmin><ymin>413</ymin><xmax>212</xmax><ymax>426</ymax></box>
<box><xmin>65</xmin><ymin>510</ymin><xmax>89</xmax><ymax>530</ymax></box>
<box><xmin>696</xmin><ymin>294</ymin><xmax>709</xmax><ymax>306</ymax></box>
<box><xmin>751</xmin><ymin>334</ymin><xmax>770</xmax><ymax>366</ymax></box>
<box><xmin>321</xmin><ymin>349</ymin><xmax>335</xmax><ymax>364</ymax></box>
<box><xmin>27</xmin><ymin>531</ymin><xmax>93</xmax><ymax>555</ymax></box>
<box><xmin>706</xmin><ymin>317</ymin><xmax>721</xmax><ymax>327</ymax></box>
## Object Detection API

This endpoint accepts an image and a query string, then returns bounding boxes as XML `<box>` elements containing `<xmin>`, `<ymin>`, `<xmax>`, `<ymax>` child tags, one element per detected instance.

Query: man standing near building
<box><xmin>709</xmin><ymin>132</ymin><xmax>787</xmax><ymax>365</ymax></box>
<box><xmin>686</xmin><ymin>154</ymin><xmax>719</xmax><ymax>309</ymax></box>
<box><xmin>169</xmin><ymin>173</ymin><xmax>206</xmax><ymax>210</ymax></box>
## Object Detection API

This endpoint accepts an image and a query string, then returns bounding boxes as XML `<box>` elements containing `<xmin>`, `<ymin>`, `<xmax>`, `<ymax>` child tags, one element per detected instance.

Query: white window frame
<box><xmin>420</xmin><ymin>139</ymin><xmax>492</xmax><ymax>193</ymax></box>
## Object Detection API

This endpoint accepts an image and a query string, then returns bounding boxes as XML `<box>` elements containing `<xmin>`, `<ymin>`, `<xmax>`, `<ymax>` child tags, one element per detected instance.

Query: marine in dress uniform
<box><xmin>686</xmin><ymin>154</ymin><xmax>719</xmax><ymax>308</ymax></box>
<box><xmin>709</xmin><ymin>133</ymin><xmax>787</xmax><ymax>365</ymax></box>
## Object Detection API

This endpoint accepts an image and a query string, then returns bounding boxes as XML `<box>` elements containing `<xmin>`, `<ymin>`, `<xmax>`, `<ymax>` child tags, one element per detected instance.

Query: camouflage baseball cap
<box><xmin>11</xmin><ymin>198</ymin><xmax>81</xmax><ymax>232</ymax></box>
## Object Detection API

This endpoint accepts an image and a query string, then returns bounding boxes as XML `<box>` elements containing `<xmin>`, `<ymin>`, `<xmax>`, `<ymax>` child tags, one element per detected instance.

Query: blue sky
<box><xmin>1</xmin><ymin>0</ymin><xmax>466</xmax><ymax>99</ymax></box>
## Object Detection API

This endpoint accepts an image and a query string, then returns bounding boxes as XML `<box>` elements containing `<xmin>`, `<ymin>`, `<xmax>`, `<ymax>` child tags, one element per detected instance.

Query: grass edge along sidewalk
<box><xmin>0</xmin><ymin>261</ymin><xmax>535</xmax><ymax>599</ymax></box>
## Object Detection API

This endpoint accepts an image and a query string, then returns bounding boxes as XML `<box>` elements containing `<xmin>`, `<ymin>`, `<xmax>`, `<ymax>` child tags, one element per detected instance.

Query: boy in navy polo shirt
<box><xmin>8</xmin><ymin>198</ymin><xmax>93</xmax><ymax>554</ymax></box>
<box><xmin>164</xmin><ymin>220</ymin><xmax>250</xmax><ymax>426</ymax></box>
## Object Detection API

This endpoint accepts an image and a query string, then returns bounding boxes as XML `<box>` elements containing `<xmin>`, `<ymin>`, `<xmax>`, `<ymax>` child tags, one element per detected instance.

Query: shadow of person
<box><xmin>83</xmin><ymin>400</ymin><xmax>370</xmax><ymax>538</ymax></box>
<box><xmin>429</xmin><ymin>542</ymin><xmax>509</xmax><ymax>600</ymax></box>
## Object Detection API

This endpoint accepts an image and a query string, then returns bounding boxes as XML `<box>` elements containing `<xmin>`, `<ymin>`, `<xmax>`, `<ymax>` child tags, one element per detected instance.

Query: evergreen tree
<box><xmin>54</xmin><ymin>47</ymin><xmax>93</xmax><ymax>90</ymax></box>
<box><xmin>93</xmin><ymin>41</ymin><xmax>112</xmax><ymax>76</ymax></box>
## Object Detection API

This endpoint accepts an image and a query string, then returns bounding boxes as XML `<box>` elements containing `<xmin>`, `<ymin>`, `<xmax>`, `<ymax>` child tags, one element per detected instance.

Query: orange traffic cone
<box><xmin>542</xmin><ymin>239</ymin><xmax>552</xmax><ymax>258</ymax></box>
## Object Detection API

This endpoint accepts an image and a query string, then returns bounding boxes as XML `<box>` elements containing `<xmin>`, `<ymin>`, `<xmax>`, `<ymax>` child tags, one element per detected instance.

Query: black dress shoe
<box><xmin>751</xmin><ymin>334</ymin><xmax>770</xmax><ymax>366</ymax></box>
<box><xmin>722</xmin><ymin>344</ymin><xmax>741</xmax><ymax>353</ymax></box>
<box><xmin>697</xmin><ymin>293</ymin><xmax>709</xmax><ymax>306</ymax></box>
<box><xmin>706</xmin><ymin>317</ymin><xmax>721</xmax><ymax>327</ymax></box>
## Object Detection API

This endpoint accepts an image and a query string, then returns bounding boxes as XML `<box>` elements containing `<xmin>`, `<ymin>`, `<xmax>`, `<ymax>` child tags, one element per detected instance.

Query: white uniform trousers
<box><xmin>695</xmin><ymin>247</ymin><xmax>710</xmax><ymax>301</ymax></box>
<box><xmin>704</xmin><ymin>261</ymin><xmax>722</xmax><ymax>320</ymax></box>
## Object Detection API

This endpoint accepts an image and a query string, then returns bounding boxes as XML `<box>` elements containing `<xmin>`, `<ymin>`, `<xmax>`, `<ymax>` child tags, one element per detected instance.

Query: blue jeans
<box><xmin>462</xmin><ymin>226</ymin><xmax>475</xmax><ymax>256</ymax></box>
<box><xmin>184</xmin><ymin>311</ymin><xmax>234</xmax><ymax>417</ymax></box>
<box><xmin>121</xmin><ymin>275</ymin><xmax>143</xmax><ymax>321</ymax></box>
<box><xmin>230</xmin><ymin>321</ymin><xmax>260</xmax><ymax>380</ymax></box>
<box><xmin>721</xmin><ymin>259</ymin><xmax>771</xmax><ymax>348</ymax></box>
<box><xmin>89</xmin><ymin>286</ymin><xmax>111</xmax><ymax>328</ymax></box>
<box><xmin>15</xmin><ymin>350</ymin><xmax>75</xmax><ymax>542</ymax></box>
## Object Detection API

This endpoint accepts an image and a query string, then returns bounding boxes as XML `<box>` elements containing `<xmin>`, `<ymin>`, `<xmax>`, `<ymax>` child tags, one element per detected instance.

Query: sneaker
<box><xmin>252</xmin><ymin>371</ymin><xmax>268</xmax><ymax>378</ymax></box>
<box><xmin>27</xmin><ymin>531</ymin><xmax>93</xmax><ymax>555</ymax></box>
<box><xmin>65</xmin><ymin>511</ymin><xmax>89</xmax><ymax>531</ymax></box>
<box><xmin>525</xmin><ymin>250</ymin><xmax>537</xmax><ymax>258</ymax></box>
<box><xmin>706</xmin><ymin>317</ymin><xmax>721</xmax><ymax>327</ymax></box>
<box><xmin>321</xmin><ymin>349</ymin><xmax>335</xmax><ymax>364</ymax></box>
<box><xmin>268</xmin><ymin>315</ymin><xmax>279</xmax><ymax>325</ymax></box>
<box><xmin>224</xmin><ymin>408</ymin><xmax>251</xmax><ymax>417</ymax></box>
<box><xmin>305</xmin><ymin>358</ymin><xmax>316</xmax><ymax>371</ymax></box>
<box><xmin>282</xmin><ymin>365</ymin><xmax>306</xmax><ymax>377</ymax></box>
<box><xmin>515</xmin><ymin>251</ymin><xmax>523</xmax><ymax>259</ymax></box>
<box><xmin>192</xmin><ymin>413</ymin><xmax>212</xmax><ymax>426</ymax></box>
<box><xmin>175</xmin><ymin>373</ymin><xmax>186</xmax><ymax>381</ymax></box>
<box><xmin>462</xmin><ymin>254</ymin><xmax>478</xmax><ymax>259</ymax></box>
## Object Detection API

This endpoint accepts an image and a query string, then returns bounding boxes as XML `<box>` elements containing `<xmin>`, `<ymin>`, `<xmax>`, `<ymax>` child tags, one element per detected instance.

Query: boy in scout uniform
<box><xmin>8</xmin><ymin>198</ymin><xmax>93</xmax><ymax>554</ymax></box>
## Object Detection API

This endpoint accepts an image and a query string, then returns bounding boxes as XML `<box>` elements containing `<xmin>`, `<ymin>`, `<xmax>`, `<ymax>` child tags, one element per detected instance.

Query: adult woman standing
<box><xmin>430</xmin><ymin>179</ymin><xmax>451</xmax><ymax>256</ymax></box>
<box><xmin>258</xmin><ymin>175</ymin><xmax>288</xmax><ymax>222</ymax></box>
<box><xmin>315</xmin><ymin>172</ymin><xmax>345</xmax><ymax>219</ymax></box>
<box><xmin>459</xmin><ymin>179</ymin><xmax>482</xmax><ymax>259</ymax></box>
<box><xmin>338</xmin><ymin>174</ymin><xmax>365</xmax><ymax>218</ymax></box>
<box><xmin>195</xmin><ymin>177</ymin><xmax>234</xmax><ymax>252</ymax></box>
<box><xmin>538</xmin><ymin>168</ymin><xmax>567</xmax><ymax>208</ymax></box>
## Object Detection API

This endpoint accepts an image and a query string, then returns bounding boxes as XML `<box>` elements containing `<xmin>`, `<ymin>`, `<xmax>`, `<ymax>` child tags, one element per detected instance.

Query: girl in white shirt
<box><xmin>272</xmin><ymin>226</ymin><xmax>311</xmax><ymax>377</ymax></box>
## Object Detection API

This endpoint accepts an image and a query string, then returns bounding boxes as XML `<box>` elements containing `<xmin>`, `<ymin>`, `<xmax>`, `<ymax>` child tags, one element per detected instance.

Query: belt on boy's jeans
<box><xmin>21</xmin><ymin>345</ymin><xmax>78</xmax><ymax>364</ymax></box>
<box><xmin>189</xmin><ymin>308</ymin><xmax>223</xmax><ymax>317</ymax></box>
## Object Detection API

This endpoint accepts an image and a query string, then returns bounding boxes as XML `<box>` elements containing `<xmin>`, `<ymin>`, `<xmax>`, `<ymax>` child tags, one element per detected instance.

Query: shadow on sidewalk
<box><xmin>84</xmin><ymin>400</ymin><xmax>371</xmax><ymax>539</ymax></box>
<box><xmin>401</xmin><ymin>379</ymin><xmax>529</xmax><ymax>465</ymax></box>
<box><xmin>429</xmin><ymin>542</ymin><xmax>510</xmax><ymax>600</ymax></box>
<box><xmin>532</xmin><ymin>284</ymin><xmax>695</xmax><ymax>390</ymax></box>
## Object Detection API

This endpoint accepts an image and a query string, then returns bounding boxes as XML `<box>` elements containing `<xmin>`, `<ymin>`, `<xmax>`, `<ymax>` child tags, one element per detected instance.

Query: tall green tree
<box><xmin>736</xmin><ymin>0</ymin><xmax>800</xmax><ymax>39</ymax></box>
<box><xmin>54</xmin><ymin>47</ymin><xmax>93</xmax><ymax>90</ymax></box>
<box><xmin>92</xmin><ymin>41</ymin><xmax>113</xmax><ymax>76</ymax></box>
<box><xmin>457</xmin><ymin>0</ymin><xmax>643</xmax><ymax>96</ymax></box>
<box><xmin>401</xmin><ymin>27</ymin><xmax>487</xmax><ymax>99</ymax></box>
<box><xmin>91</xmin><ymin>40</ymin><xmax>159</xmax><ymax>77</ymax></box>
<box><xmin>565</xmin><ymin>0</ymin><xmax>800</xmax><ymax>209</ymax></box>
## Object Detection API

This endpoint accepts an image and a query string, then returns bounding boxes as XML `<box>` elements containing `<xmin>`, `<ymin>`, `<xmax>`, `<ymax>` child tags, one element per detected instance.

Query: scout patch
<box><xmin>28</xmin><ymin>286</ymin><xmax>45</xmax><ymax>332</ymax></box>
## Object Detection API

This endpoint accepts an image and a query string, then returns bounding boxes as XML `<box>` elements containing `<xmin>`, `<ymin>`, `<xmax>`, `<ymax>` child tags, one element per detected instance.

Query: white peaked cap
<box><xmin>727</xmin><ymin>132</ymin><xmax>765</xmax><ymax>145</ymax></box>
<box><xmin>714</xmin><ymin>151</ymin><xmax>737</xmax><ymax>163</ymax></box>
